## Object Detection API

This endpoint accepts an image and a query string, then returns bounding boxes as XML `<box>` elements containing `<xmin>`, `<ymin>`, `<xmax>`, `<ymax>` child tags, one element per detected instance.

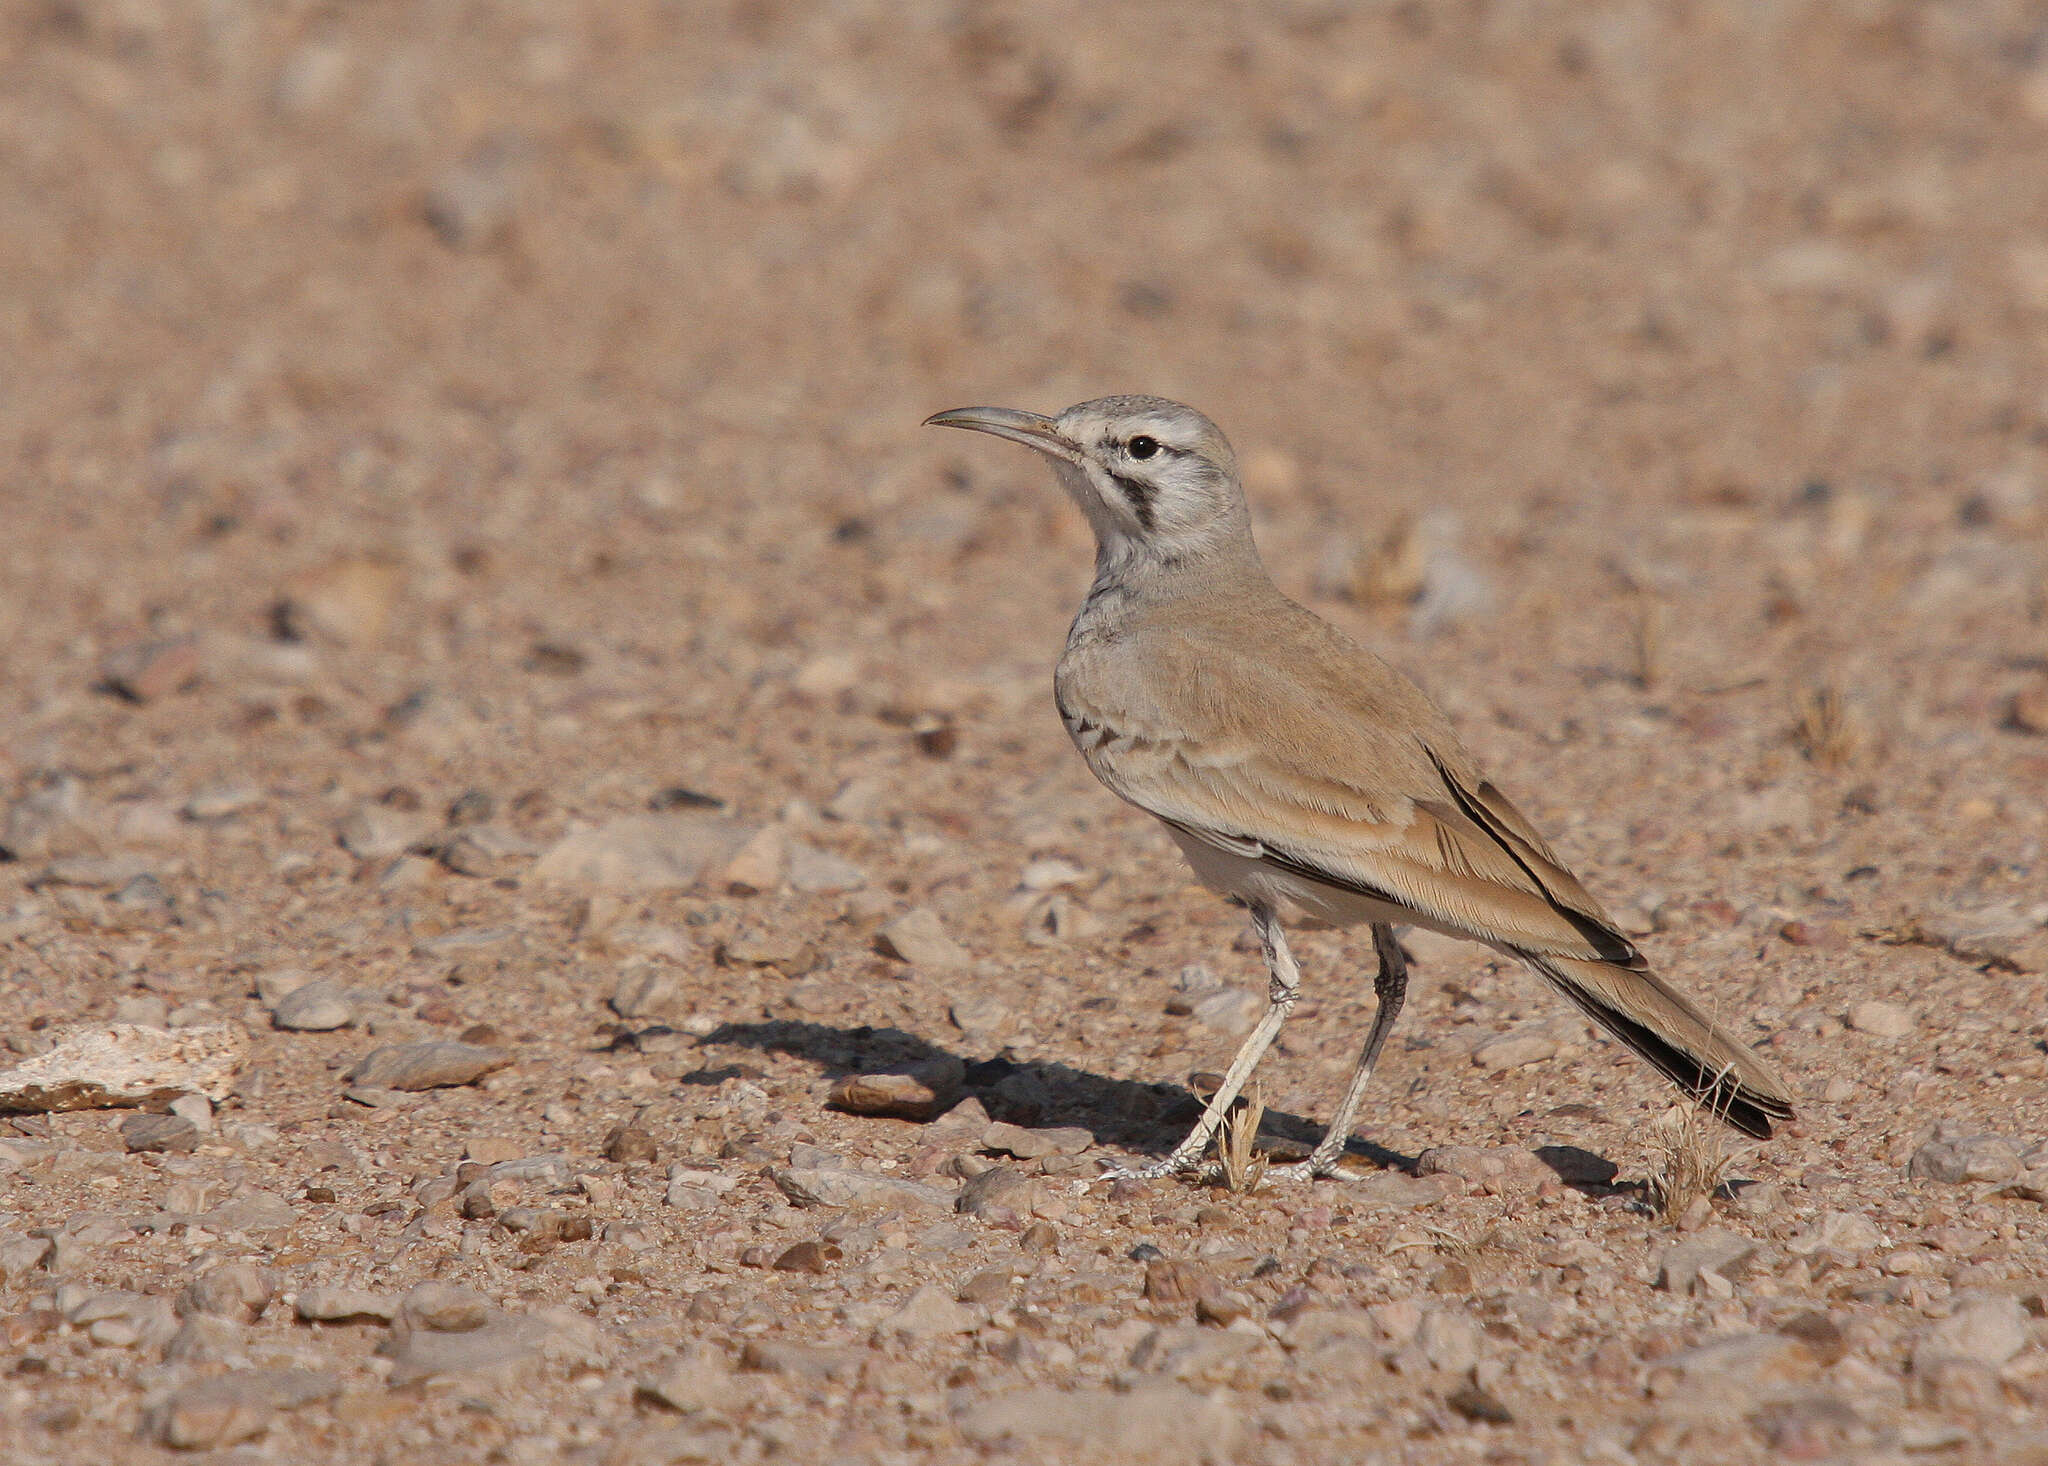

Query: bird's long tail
<box><xmin>1515</xmin><ymin>951</ymin><xmax>1795</xmax><ymax>1138</ymax></box>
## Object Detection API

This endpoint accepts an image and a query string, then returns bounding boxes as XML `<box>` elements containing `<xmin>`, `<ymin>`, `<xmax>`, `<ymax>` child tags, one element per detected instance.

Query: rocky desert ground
<box><xmin>3</xmin><ymin>2</ymin><xmax>2048</xmax><ymax>1462</ymax></box>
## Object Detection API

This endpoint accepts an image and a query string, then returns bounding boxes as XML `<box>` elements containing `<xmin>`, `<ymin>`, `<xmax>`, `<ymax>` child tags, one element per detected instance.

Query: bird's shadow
<box><xmin>692</xmin><ymin>1017</ymin><xmax>1414</xmax><ymax>1173</ymax></box>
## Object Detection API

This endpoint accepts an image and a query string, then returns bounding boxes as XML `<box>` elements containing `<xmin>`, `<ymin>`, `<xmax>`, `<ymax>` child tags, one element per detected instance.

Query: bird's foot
<box><xmin>1262</xmin><ymin>1159</ymin><xmax>1339</xmax><ymax>1185</ymax></box>
<box><xmin>1093</xmin><ymin>1158</ymin><xmax>1198</xmax><ymax>1184</ymax></box>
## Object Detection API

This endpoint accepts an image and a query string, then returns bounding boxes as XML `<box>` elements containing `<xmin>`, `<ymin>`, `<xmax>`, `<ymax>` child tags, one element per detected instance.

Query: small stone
<box><xmin>1344</xmin><ymin>1171</ymin><xmax>1459</xmax><ymax>1212</ymax></box>
<box><xmin>1471</xmin><ymin>1025</ymin><xmax>1561</xmax><ymax>1071</ymax></box>
<box><xmin>1911</xmin><ymin>1357</ymin><xmax>2006</xmax><ymax>1414</ymax></box>
<box><xmin>876</xmin><ymin>908</ymin><xmax>969</xmax><ymax>970</ymax></box>
<box><xmin>738</xmin><ymin>1339</ymin><xmax>865</xmax><ymax>1380</ymax></box>
<box><xmin>402</xmin><ymin>1281</ymin><xmax>491</xmax><ymax>1333</ymax></box>
<box><xmin>1416</xmin><ymin>1145</ymin><xmax>1553</xmax><ymax>1193</ymax></box>
<box><xmin>1143</xmin><ymin>1258</ymin><xmax>1212</xmax><ymax>1308</ymax></box>
<box><xmin>1786</xmin><ymin>1210</ymin><xmax>1883</xmax><ymax>1256</ymax></box>
<box><xmin>121</xmin><ymin>1111</ymin><xmax>201</xmax><ymax>1153</ymax></box>
<box><xmin>1910</xmin><ymin>1130</ymin><xmax>2025</xmax><ymax>1185</ymax></box>
<box><xmin>717</xmin><ymin>826</ymin><xmax>786</xmax><ymax>894</ymax></box>
<box><xmin>769</xmin><ymin>1167</ymin><xmax>953</xmax><ymax>1212</ymax></box>
<box><xmin>201</xmin><ymin>1190</ymin><xmax>298</xmax><ymax>1233</ymax></box>
<box><xmin>785</xmin><ymin>842</ymin><xmax>866</xmax><ymax>894</ymax></box>
<box><xmin>1882</xmin><ymin>1247</ymin><xmax>1940</xmax><ymax>1276</ymax></box>
<box><xmin>1189</xmin><ymin>987</ymin><xmax>1264</xmax><ymax>1034</ymax></box>
<box><xmin>826</xmin><ymin>1056</ymin><xmax>965</xmax><ymax>1121</ymax></box>
<box><xmin>343</xmin><ymin>1085</ymin><xmax>416</xmax><ymax>1110</ymax></box>
<box><xmin>1417</xmin><ymin>1307</ymin><xmax>1483</xmax><ymax>1374</ymax></box>
<box><xmin>956</xmin><ymin>1165</ymin><xmax>1042</xmax><ymax>1225</ymax></box>
<box><xmin>1655</xmin><ymin>1229</ymin><xmax>1759</xmax><ymax>1296</ymax></box>
<box><xmin>981</xmin><ymin>1122</ymin><xmax>1094</xmax><ymax>1159</ymax></box>
<box><xmin>1645</xmin><ymin>1333</ymin><xmax>1817</xmax><ymax>1395</ymax></box>
<box><xmin>882</xmin><ymin>1282</ymin><xmax>977</xmax><ymax>1338</ymax></box>
<box><xmin>380</xmin><ymin>1307</ymin><xmax>601</xmax><ymax>1387</ymax></box>
<box><xmin>609</xmin><ymin>968</ymin><xmax>691</xmax><ymax>1022</ymax></box>
<box><xmin>1845</xmin><ymin>1000</ymin><xmax>1913</xmax><ymax>1038</ymax></box>
<box><xmin>956</xmin><ymin>1383</ymin><xmax>1241</xmax><ymax>1457</ymax></box>
<box><xmin>277</xmin><ymin>555</ymin><xmax>402</xmax><ymax>644</ymax></box>
<box><xmin>0</xmin><ymin>1235</ymin><xmax>54</xmax><ymax>1279</ymax></box>
<box><xmin>1749</xmin><ymin>1395</ymin><xmax>1865</xmax><ymax>1456</ymax></box>
<box><xmin>253</xmin><ymin>969</ymin><xmax>315</xmax><ymax>1006</ymax></box>
<box><xmin>772</xmin><ymin>1241</ymin><xmax>839</xmax><ymax>1274</ymax></box>
<box><xmin>1194</xmin><ymin>1289</ymin><xmax>1252</xmax><ymax>1327</ymax></box>
<box><xmin>1019</xmin><ymin>858</ymin><xmax>1088</xmax><ymax>891</ymax></box>
<box><xmin>948</xmin><ymin>993</ymin><xmax>1011</xmax><ymax>1037</ymax></box>
<box><xmin>336</xmin><ymin>803</ymin><xmax>434</xmax><ymax>862</ymax></box>
<box><xmin>720</xmin><ymin>928</ymin><xmax>815</xmax><ymax>973</ymax></box>
<box><xmin>2008</xmin><ymin>683</ymin><xmax>2048</xmax><ymax>736</ymax></box>
<box><xmin>532</xmin><ymin>813</ymin><xmax>748</xmax><ymax>891</ymax></box>
<box><xmin>346</xmin><ymin>1040</ymin><xmax>510</xmax><ymax>1091</ymax></box>
<box><xmin>636</xmin><ymin>1345</ymin><xmax>731</xmax><ymax>1413</ymax></box>
<box><xmin>422</xmin><ymin>137</ymin><xmax>520</xmax><ymax>249</ymax></box>
<box><xmin>0</xmin><ymin>1022</ymin><xmax>247</xmax><ymax>1112</ymax></box>
<box><xmin>957</xmin><ymin>1267</ymin><xmax>1016</xmax><ymax>1305</ymax></box>
<box><xmin>604</xmin><ymin>1125</ymin><xmax>659</xmax><ymax>1163</ymax></box>
<box><xmin>146</xmin><ymin>1368</ymin><xmax>339</xmax><ymax>1450</ymax></box>
<box><xmin>293</xmin><ymin>1287</ymin><xmax>398</xmax><ymax>1323</ymax></box>
<box><xmin>1911</xmin><ymin>1293</ymin><xmax>2030</xmax><ymax>1371</ymax></box>
<box><xmin>179</xmin><ymin>1264</ymin><xmax>275</xmax><ymax>1323</ymax></box>
<box><xmin>68</xmin><ymin>1290</ymin><xmax>176</xmax><ymax>1352</ymax></box>
<box><xmin>33</xmin><ymin>853</ymin><xmax>154</xmax><ymax>890</ymax></box>
<box><xmin>270</xmin><ymin>979</ymin><xmax>355</xmax><ymax>1032</ymax></box>
<box><xmin>0</xmin><ymin>773</ymin><xmax>88</xmax><ymax>861</ymax></box>
<box><xmin>1126</xmin><ymin>1324</ymin><xmax>1264</xmax><ymax>1384</ymax></box>
<box><xmin>112</xmin><ymin>994</ymin><xmax>171</xmax><ymax>1028</ymax></box>
<box><xmin>1778</xmin><ymin>919</ymin><xmax>1844</xmax><ymax>948</ymax></box>
<box><xmin>1776</xmin><ymin>1312</ymin><xmax>1849</xmax><ymax>1364</ymax></box>
<box><xmin>183</xmin><ymin>783</ymin><xmax>262</xmax><ymax>821</ymax></box>
<box><xmin>169</xmin><ymin>1092</ymin><xmax>213</xmax><ymax>1132</ymax></box>
<box><xmin>1915</xmin><ymin>903</ymin><xmax>2048</xmax><ymax>974</ymax></box>
<box><xmin>435</xmin><ymin>825</ymin><xmax>536</xmax><ymax>879</ymax></box>
<box><xmin>164</xmin><ymin>1312</ymin><xmax>248</xmax><ymax>1366</ymax></box>
<box><xmin>823</xmin><ymin>776</ymin><xmax>885</xmax><ymax>821</ymax></box>
<box><xmin>100</xmin><ymin>635</ymin><xmax>201</xmax><ymax>703</ymax></box>
<box><xmin>1446</xmin><ymin>1380</ymin><xmax>1514</xmax><ymax>1424</ymax></box>
<box><xmin>665</xmin><ymin>1178</ymin><xmax>728</xmax><ymax>1211</ymax></box>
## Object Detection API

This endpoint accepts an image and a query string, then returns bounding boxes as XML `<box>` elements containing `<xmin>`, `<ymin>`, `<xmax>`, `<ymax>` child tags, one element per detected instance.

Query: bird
<box><xmin>925</xmin><ymin>394</ymin><xmax>1794</xmax><ymax>1181</ymax></box>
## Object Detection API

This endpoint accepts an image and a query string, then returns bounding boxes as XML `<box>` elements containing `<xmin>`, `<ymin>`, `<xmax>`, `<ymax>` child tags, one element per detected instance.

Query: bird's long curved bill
<box><xmin>923</xmin><ymin>406</ymin><xmax>1076</xmax><ymax>461</ymax></box>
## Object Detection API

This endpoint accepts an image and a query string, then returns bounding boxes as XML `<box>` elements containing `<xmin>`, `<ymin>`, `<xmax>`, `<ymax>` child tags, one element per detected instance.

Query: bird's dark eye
<box><xmin>1127</xmin><ymin>435</ymin><xmax>1159</xmax><ymax>460</ymax></box>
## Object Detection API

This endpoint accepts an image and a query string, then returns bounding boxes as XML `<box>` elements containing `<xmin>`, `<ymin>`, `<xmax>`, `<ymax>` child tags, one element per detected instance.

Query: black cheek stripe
<box><xmin>1107</xmin><ymin>470</ymin><xmax>1157</xmax><ymax>531</ymax></box>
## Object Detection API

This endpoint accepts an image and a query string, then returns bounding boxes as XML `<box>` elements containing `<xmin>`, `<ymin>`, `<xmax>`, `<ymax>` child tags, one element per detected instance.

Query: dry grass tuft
<box><xmin>1354</xmin><ymin>515</ymin><xmax>1429</xmax><ymax>606</ymax></box>
<box><xmin>1646</xmin><ymin>1098</ymin><xmax>1736</xmax><ymax>1225</ymax></box>
<box><xmin>1790</xmin><ymin>682</ymin><xmax>1866</xmax><ymax>769</ymax></box>
<box><xmin>1216</xmin><ymin>1081</ymin><xmax>1269</xmax><ymax>1194</ymax></box>
<box><xmin>1631</xmin><ymin>592</ymin><xmax>1667</xmax><ymax>689</ymax></box>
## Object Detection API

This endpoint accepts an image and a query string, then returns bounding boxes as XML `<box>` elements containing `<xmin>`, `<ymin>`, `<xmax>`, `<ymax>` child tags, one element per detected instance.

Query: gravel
<box><xmin>4</xmin><ymin>6</ymin><xmax>2047</xmax><ymax>1462</ymax></box>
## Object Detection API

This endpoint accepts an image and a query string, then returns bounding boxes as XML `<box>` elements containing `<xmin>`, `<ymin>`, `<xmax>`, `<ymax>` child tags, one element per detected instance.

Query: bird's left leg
<box><xmin>1103</xmin><ymin>900</ymin><xmax>1299</xmax><ymax>1181</ymax></box>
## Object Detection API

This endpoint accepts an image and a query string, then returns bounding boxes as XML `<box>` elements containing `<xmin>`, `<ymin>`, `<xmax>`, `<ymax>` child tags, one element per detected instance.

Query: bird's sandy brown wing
<box><xmin>1060</xmin><ymin>611</ymin><xmax>1641</xmax><ymax>962</ymax></box>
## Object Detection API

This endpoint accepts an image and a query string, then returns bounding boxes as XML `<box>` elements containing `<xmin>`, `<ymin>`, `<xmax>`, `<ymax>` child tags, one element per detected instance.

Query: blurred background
<box><xmin>1</xmin><ymin>1</ymin><xmax>2044</xmax><ymax>951</ymax></box>
<box><xmin>3</xmin><ymin>10</ymin><xmax>2048</xmax><ymax>1457</ymax></box>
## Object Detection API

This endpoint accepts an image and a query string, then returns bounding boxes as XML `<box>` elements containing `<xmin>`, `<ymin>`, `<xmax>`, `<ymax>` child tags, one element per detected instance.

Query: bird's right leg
<box><xmin>1272</xmin><ymin>921</ymin><xmax>1409</xmax><ymax>1180</ymax></box>
<box><xmin>1102</xmin><ymin>900</ymin><xmax>1299</xmax><ymax>1181</ymax></box>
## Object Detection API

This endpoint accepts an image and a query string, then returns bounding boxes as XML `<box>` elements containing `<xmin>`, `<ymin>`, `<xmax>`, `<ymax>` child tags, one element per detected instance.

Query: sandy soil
<box><xmin>3</xmin><ymin>3</ymin><xmax>2048</xmax><ymax>1462</ymax></box>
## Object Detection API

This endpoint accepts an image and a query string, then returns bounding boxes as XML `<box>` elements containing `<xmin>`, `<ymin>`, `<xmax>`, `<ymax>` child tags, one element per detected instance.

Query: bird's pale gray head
<box><xmin>926</xmin><ymin>394</ymin><xmax>1252</xmax><ymax>567</ymax></box>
